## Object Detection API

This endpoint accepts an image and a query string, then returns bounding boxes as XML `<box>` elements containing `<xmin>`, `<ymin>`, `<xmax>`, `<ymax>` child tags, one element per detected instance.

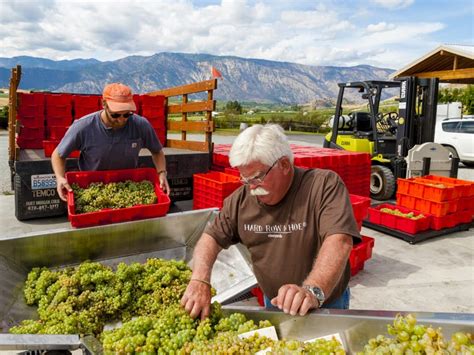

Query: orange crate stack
<box><xmin>396</xmin><ymin>175</ymin><xmax>473</xmax><ymax>229</ymax></box>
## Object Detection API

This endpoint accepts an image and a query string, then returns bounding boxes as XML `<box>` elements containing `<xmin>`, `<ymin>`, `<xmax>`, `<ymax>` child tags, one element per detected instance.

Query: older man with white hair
<box><xmin>181</xmin><ymin>124</ymin><xmax>360</xmax><ymax>319</ymax></box>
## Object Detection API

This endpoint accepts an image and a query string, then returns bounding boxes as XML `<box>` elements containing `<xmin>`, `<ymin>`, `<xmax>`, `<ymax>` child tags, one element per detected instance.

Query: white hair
<box><xmin>229</xmin><ymin>124</ymin><xmax>294</xmax><ymax>167</ymax></box>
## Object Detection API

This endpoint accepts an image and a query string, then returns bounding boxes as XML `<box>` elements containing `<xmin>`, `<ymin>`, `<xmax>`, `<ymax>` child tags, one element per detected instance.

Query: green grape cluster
<box><xmin>102</xmin><ymin>304</ymin><xmax>274</xmax><ymax>354</ymax></box>
<box><xmin>358</xmin><ymin>313</ymin><xmax>473</xmax><ymax>355</ymax></box>
<box><xmin>10</xmin><ymin>258</ymin><xmax>194</xmax><ymax>336</ymax></box>
<box><xmin>72</xmin><ymin>179</ymin><xmax>156</xmax><ymax>214</ymax></box>
<box><xmin>182</xmin><ymin>332</ymin><xmax>275</xmax><ymax>354</ymax></box>
<box><xmin>266</xmin><ymin>337</ymin><xmax>345</xmax><ymax>354</ymax></box>
<box><xmin>12</xmin><ymin>258</ymin><xmax>350</xmax><ymax>354</ymax></box>
<box><xmin>380</xmin><ymin>208</ymin><xmax>425</xmax><ymax>220</ymax></box>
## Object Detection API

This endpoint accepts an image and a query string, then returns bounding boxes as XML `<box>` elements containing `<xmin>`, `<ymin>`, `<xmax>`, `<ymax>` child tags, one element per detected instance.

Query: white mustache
<box><xmin>250</xmin><ymin>187</ymin><xmax>269</xmax><ymax>196</ymax></box>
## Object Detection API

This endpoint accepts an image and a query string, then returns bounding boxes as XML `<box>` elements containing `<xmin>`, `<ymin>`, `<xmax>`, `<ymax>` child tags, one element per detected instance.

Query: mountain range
<box><xmin>0</xmin><ymin>53</ymin><xmax>395</xmax><ymax>105</ymax></box>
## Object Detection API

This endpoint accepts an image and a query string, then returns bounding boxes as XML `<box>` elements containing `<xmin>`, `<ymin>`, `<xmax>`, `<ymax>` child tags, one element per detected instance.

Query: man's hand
<box><xmin>56</xmin><ymin>176</ymin><xmax>72</xmax><ymax>202</ymax></box>
<box><xmin>270</xmin><ymin>284</ymin><xmax>319</xmax><ymax>316</ymax></box>
<box><xmin>159</xmin><ymin>172</ymin><xmax>170</xmax><ymax>195</ymax></box>
<box><xmin>180</xmin><ymin>279</ymin><xmax>212</xmax><ymax>320</ymax></box>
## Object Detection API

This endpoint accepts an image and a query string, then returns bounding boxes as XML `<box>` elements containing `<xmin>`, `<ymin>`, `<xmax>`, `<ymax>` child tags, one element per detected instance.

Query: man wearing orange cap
<box><xmin>51</xmin><ymin>83</ymin><xmax>170</xmax><ymax>201</ymax></box>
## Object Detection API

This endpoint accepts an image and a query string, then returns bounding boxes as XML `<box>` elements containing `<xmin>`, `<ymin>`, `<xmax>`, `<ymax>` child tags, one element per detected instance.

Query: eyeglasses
<box><xmin>240</xmin><ymin>159</ymin><xmax>279</xmax><ymax>185</ymax></box>
<box><xmin>109</xmin><ymin>111</ymin><xmax>133</xmax><ymax>119</ymax></box>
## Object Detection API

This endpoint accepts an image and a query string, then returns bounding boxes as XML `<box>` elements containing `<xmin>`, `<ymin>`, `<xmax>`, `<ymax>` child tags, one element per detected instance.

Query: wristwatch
<box><xmin>303</xmin><ymin>285</ymin><xmax>325</xmax><ymax>308</ymax></box>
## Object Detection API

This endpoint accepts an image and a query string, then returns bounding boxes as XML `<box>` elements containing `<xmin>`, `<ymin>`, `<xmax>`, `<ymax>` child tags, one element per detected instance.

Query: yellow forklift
<box><xmin>323</xmin><ymin>77</ymin><xmax>442</xmax><ymax>200</ymax></box>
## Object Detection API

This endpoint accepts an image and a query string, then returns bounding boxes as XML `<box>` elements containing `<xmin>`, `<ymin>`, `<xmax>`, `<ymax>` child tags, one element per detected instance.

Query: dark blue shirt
<box><xmin>57</xmin><ymin>111</ymin><xmax>163</xmax><ymax>171</ymax></box>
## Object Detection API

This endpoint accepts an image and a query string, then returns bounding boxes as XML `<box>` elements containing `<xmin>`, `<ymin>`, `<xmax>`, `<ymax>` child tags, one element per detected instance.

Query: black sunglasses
<box><xmin>109</xmin><ymin>111</ymin><xmax>133</xmax><ymax>119</ymax></box>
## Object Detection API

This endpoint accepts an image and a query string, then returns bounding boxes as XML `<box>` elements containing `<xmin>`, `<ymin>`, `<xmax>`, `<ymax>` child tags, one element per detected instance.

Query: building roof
<box><xmin>390</xmin><ymin>44</ymin><xmax>474</xmax><ymax>84</ymax></box>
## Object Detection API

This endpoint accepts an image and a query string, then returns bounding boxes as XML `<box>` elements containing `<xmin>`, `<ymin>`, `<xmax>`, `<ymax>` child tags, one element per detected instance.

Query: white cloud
<box><xmin>371</xmin><ymin>0</ymin><xmax>414</xmax><ymax>9</ymax></box>
<box><xmin>367</xmin><ymin>22</ymin><xmax>396</xmax><ymax>33</ymax></box>
<box><xmin>0</xmin><ymin>0</ymin><xmax>456</xmax><ymax>69</ymax></box>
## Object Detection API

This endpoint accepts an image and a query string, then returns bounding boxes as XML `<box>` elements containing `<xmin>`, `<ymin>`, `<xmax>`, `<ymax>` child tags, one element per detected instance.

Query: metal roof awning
<box><xmin>390</xmin><ymin>44</ymin><xmax>474</xmax><ymax>84</ymax></box>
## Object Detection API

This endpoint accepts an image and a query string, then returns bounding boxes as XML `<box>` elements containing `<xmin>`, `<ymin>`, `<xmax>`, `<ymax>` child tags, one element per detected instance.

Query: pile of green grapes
<box><xmin>11</xmin><ymin>258</ymin><xmax>347</xmax><ymax>354</ymax></box>
<box><xmin>358</xmin><ymin>314</ymin><xmax>473</xmax><ymax>354</ymax></box>
<box><xmin>10</xmin><ymin>259</ymin><xmax>192</xmax><ymax>335</ymax></box>
<box><xmin>380</xmin><ymin>208</ymin><xmax>425</xmax><ymax>220</ymax></box>
<box><xmin>72</xmin><ymin>180</ymin><xmax>156</xmax><ymax>214</ymax></box>
<box><xmin>102</xmin><ymin>309</ymin><xmax>345</xmax><ymax>354</ymax></box>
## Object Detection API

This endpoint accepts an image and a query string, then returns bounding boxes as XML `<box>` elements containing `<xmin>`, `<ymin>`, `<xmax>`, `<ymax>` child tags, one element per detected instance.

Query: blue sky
<box><xmin>0</xmin><ymin>0</ymin><xmax>472</xmax><ymax>69</ymax></box>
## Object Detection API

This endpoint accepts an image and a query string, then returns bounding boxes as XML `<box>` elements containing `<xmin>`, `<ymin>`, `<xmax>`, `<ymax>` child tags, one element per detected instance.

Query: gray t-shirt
<box><xmin>57</xmin><ymin>111</ymin><xmax>163</xmax><ymax>171</ymax></box>
<box><xmin>204</xmin><ymin>168</ymin><xmax>361</xmax><ymax>303</ymax></box>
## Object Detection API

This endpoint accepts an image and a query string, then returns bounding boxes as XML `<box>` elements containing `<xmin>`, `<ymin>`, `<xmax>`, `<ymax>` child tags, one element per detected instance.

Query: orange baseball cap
<box><xmin>102</xmin><ymin>83</ymin><xmax>137</xmax><ymax>112</ymax></box>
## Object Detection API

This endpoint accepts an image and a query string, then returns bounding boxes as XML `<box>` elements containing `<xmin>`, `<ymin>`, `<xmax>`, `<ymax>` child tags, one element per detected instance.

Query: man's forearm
<box><xmin>151</xmin><ymin>150</ymin><xmax>167</xmax><ymax>172</ymax></box>
<box><xmin>303</xmin><ymin>234</ymin><xmax>353</xmax><ymax>298</ymax></box>
<box><xmin>191</xmin><ymin>233</ymin><xmax>223</xmax><ymax>281</ymax></box>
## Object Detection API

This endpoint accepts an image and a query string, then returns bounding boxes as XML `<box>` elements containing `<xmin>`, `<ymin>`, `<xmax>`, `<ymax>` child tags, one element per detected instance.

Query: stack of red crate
<box><xmin>193</xmin><ymin>172</ymin><xmax>242</xmax><ymax>209</ymax></box>
<box><xmin>212</xmin><ymin>144</ymin><xmax>371</xmax><ymax>197</ymax></box>
<box><xmin>73</xmin><ymin>94</ymin><xmax>101</xmax><ymax>120</ymax></box>
<box><xmin>43</xmin><ymin>94</ymin><xmax>74</xmax><ymax>157</ymax></box>
<box><xmin>45</xmin><ymin>93</ymin><xmax>73</xmax><ymax>126</ymax></box>
<box><xmin>348</xmin><ymin>194</ymin><xmax>374</xmax><ymax>276</ymax></box>
<box><xmin>350</xmin><ymin>194</ymin><xmax>371</xmax><ymax>231</ymax></box>
<box><xmin>139</xmin><ymin>95</ymin><xmax>166</xmax><ymax>145</ymax></box>
<box><xmin>16</xmin><ymin>93</ymin><xmax>45</xmax><ymax>149</ymax></box>
<box><xmin>396</xmin><ymin>175</ymin><xmax>473</xmax><ymax>230</ymax></box>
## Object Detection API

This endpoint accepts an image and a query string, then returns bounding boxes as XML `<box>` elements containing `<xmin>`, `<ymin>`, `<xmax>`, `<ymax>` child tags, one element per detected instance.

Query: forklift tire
<box><xmin>370</xmin><ymin>165</ymin><xmax>396</xmax><ymax>200</ymax></box>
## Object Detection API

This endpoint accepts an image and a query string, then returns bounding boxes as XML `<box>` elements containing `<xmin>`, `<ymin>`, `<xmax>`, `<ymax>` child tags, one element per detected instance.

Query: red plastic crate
<box><xmin>46</xmin><ymin>126</ymin><xmax>69</xmax><ymax>140</ymax></box>
<box><xmin>193</xmin><ymin>172</ymin><xmax>242</xmax><ymax>209</ymax></box>
<box><xmin>212</xmin><ymin>152</ymin><xmax>230</xmax><ymax>168</ymax></box>
<box><xmin>45</xmin><ymin>93</ymin><xmax>73</xmax><ymax>106</ymax></box>
<box><xmin>129</xmin><ymin>94</ymin><xmax>139</xmax><ymax>114</ymax></box>
<box><xmin>361</xmin><ymin>236</ymin><xmax>375</xmax><ymax>260</ymax></box>
<box><xmin>457</xmin><ymin>210</ymin><xmax>473</xmax><ymax>225</ymax></box>
<box><xmin>46</xmin><ymin>105</ymin><xmax>73</xmax><ymax>118</ymax></box>
<box><xmin>420</xmin><ymin>175</ymin><xmax>474</xmax><ymax>198</ymax></box>
<box><xmin>210</xmin><ymin>165</ymin><xmax>225</xmax><ymax>172</ymax></box>
<box><xmin>16</xmin><ymin>136</ymin><xmax>43</xmax><ymax>149</ymax></box>
<box><xmin>43</xmin><ymin>140</ymin><xmax>80</xmax><ymax>158</ymax></box>
<box><xmin>369</xmin><ymin>203</ymin><xmax>431</xmax><ymax>234</ymax></box>
<box><xmin>349</xmin><ymin>194</ymin><xmax>371</xmax><ymax>223</ymax></box>
<box><xmin>139</xmin><ymin>94</ymin><xmax>166</xmax><ymax>107</ymax></box>
<box><xmin>74</xmin><ymin>107</ymin><xmax>100</xmax><ymax>119</ymax></box>
<box><xmin>430</xmin><ymin>213</ymin><xmax>461</xmax><ymax>231</ymax></box>
<box><xmin>144</xmin><ymin>112</ymin><xmax>166</xmax><ymax>128</ymax></box>
<box><xmin>18</xmin><ymin>105</ymin><xmax>44</xmax><ymax>117</ymax></box>
<box><xmin>458</xmin><ymin>196</ymin><xmax>474</xmax><ymax>212</ymax></box>
<box><xmin>224</xmin><ymin>167</ymin><xmax>240</xmax><ymax>177</ymax></box>
<box><xmin>46</xmin><ymin>116</ymin><xmax>73</xmax><ymax>126</ymax></box>
<box><xmin>72</xmin><ymin>95</ymin><xmax>100</xmax><ymax>118</ymax></box>
<box><xmin>397</xmin><ymin>178</ymin><xmax>457</xmax><ymax>202</ymax></box>
<box><xmin>17</xmin><ymin>114</ymin><xmax>44</xmax><ymax>128</ymax></box>
<box><xmin>396</xmin><ymin>193</ymin><xmax>451</xmax><ymax>217</ymax></box>
<box><xmin>66</xmin><ymin>168</ymin><xmax>170</xmax><ymax>228</ymax></box>
<box><xmin>350</xmin><ymin>236</ymin><xmax>375</xmax><ymax>276</ymax></box>
<box><xmin>250</xmin><ymin>287</ymin><xmax>264</xmax><ymax>307</ymax></box>
<box><xmin>17</xmin><ymin>92</ymin><xmax>45</xmax><ymax>127</ymax></box>
<box><xmin>18</xmin><ymin>126</ymin><xmax>44</xmax><ymax>140</ymax></box>
<box><xmin>18</xmin><ymin>92</ymin><xmax>45</xmax><ymax>106</ymax></box>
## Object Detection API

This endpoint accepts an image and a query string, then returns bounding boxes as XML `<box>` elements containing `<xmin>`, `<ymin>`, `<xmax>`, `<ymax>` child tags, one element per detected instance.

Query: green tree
<box><xmin>462</xmin><ymin>85</ymin><xmax>474</xmax><ymax>114</ymax></box>
<box><xmin>224</xmin><ymin>101</ymin><xmax>242</xmax><ymax>115</ymax></box>
<box><xmin>438</xmin><ymin>85</ymin><xmax>474</xmax><ymax>114</ymax></box>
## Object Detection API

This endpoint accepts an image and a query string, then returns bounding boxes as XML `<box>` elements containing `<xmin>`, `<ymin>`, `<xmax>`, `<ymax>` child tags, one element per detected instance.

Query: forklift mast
<box><xmin>396</xmin><ymin>77</ymin><xmax>439</xmax><ymax>157</ymax></box>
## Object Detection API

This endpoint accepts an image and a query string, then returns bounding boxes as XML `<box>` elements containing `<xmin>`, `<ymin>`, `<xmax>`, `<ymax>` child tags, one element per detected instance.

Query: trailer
<box><xmin>0</xmin><ymin>209</ymin><xmax>472</xmax><ymax>353</ymax></box>
<box><xmin>7</xmin><ymin>65</ymin><xmax>217</xmax><ymax>220</ymax></box>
